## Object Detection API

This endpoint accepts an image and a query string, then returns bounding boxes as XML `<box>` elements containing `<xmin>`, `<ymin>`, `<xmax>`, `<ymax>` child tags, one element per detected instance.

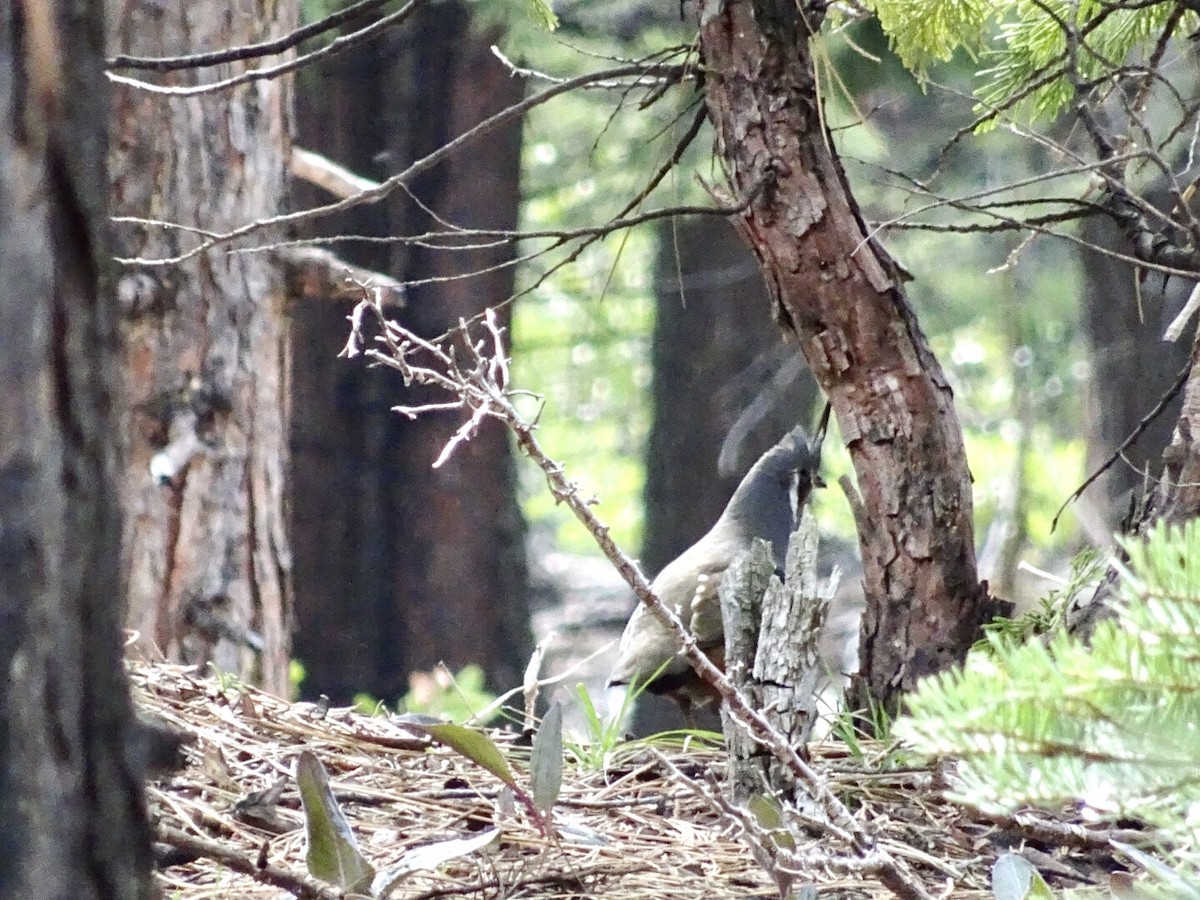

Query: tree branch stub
<box><xmin>720</xmin><ymin>512</ymin><xmax>836</xmax><ymax>804</ymax></box>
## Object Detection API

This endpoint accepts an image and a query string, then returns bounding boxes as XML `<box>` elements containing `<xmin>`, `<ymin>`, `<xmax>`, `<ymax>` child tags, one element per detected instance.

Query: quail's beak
<box><xmin>791</xmin><ymin>466</ymin><xmax>823</xmax><ymax>515</ymax></box>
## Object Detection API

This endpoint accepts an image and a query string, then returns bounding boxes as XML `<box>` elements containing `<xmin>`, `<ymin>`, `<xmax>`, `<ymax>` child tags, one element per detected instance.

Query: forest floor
<box><xmin>136</xmin><ymin>662</ymin><xmax>1126</xmax><ymax>900</ymax></box>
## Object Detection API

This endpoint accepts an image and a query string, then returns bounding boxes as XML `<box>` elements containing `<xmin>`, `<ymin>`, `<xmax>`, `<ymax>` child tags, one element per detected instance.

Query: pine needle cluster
<box><xmin>896</xmin><ymin>520</ymin><xmax>1200</xmax><ymax>879</ymax></box>
<box><xmin>870</xmin><ymin>0</ymin><xmax>1198</xmax><ymax>124</ymax></box>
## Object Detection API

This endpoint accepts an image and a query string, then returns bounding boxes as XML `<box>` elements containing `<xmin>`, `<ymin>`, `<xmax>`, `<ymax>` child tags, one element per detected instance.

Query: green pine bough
<box><xmin>869</xmin><ymin>0</ymin><xmax>1197</xmax><ymax>126</ymax></box>
<box><xmin>896</xmin><ymin>519</ymin><xmax>1200</xmax><ymax>888</ymax></box>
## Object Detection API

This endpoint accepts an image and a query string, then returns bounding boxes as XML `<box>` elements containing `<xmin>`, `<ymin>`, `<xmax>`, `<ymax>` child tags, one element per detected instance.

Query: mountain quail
<box><xmin>608</xmin><ymin>425</ymin><xmax>820</xmax><ymax>718</ymax></box>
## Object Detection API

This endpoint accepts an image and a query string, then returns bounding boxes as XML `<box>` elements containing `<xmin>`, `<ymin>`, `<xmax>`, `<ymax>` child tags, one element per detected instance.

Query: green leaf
<box><xmin>747</xmin><ymin>793</ymin><xmax>784</xmax><ymax>830</ymax></box>
<box><xmin>872</xmin><ymin>0</ymin><xmax>991</xmax><ymax>77</ymax></box>
<box><xmin>747</xmin><ymin>794</ymin><xmax>796</xmax><ymax>853</ymax></box>
<box><xmin>530</xmin><ymin>703</ymin><xmax>563</xmax><ymax>814</ymax></box>
<box><xmin>871</xmin><ymin>0</ymin><xmax>1198</xmax><ymax>124</ymax></box>
<box><xmin>419</xmin><ymin>722</ymin><xmax>518</xmax><ymax>790</ymax></box>
<box><xmin>991</xmin><ymin>853</ymin><xmax>1053</xmax><ymax>899</ymax></box>
<box><xmin>574</xmin><ymin>682</ymin><xmax>600</xmax><ymax>735</ymax></box>
<box><xmin>524</xmin><ymin>0</ymin><xmax>558</xmax><ymax>30</ymax></box>
<box><xmin>405</xmin><ymin>719</ymin><xmax>552</xmax><ymax>833</ymax></box>
<box><xmin>295</xmin><ymin>751</ymin><xmax>375</xmax><ymax>892</ymax></box>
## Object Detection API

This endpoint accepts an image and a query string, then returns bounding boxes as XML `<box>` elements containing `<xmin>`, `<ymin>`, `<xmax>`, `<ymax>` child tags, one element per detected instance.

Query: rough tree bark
<box><xmin>695</xmin><ymin>0</ymin><xmax>994</xmax><ymax>712</ymax></box>
<box><xmin>109</xmin><ymin>0</ymin><xmax>295</xmax><ymax>695</ymax></box>
<box><xmin>0</xmin><ymin>1</ymin><xmax>151</xmax><ymax>895</ymax></box>
<box><xmin>290</xmin><ymin>4</ymin><xmax>531</xmax><ymax>702</ymax></box>
<box><xmin>721</xmin><ymin>518</ymin><xmax>831</xmax><ymax>801</ymax></box>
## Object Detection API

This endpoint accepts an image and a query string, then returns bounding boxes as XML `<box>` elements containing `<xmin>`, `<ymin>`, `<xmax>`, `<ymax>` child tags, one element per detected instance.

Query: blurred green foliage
<box><xmin>400</xmin><ymin>664</ymin><xmax>499</xmax><ymax>724</ymax></box>
<box><xmin>295</xmin><ymin>2</ymin><xmax>1130</xmax><ymax>581</ymax></box>
<box><xmin>512</xmin><ymin>284</ymin><xmax>654</xmax><ymax>553</ymax></box>
<box><xmin>289</xmin><ymin>658</ymin><xmax>307</xmax><ymax>701</ymax></box>
<box><xmin>345</xmin><ymin>665</ymin><xmax>500</xmax><ymax>723</ymax></box>
<box><xmin>871</xmin><ymin>0</ymin><xmax>1196</xmax><ymax>125</ymax></box>
<box><xmin>502</xmin><ymin>13</ymin><xmax>1095</xmax><ymax>573</ymax></box>
<box><xmin>507</xmin><ymin>26</ymin><xmax>703</xmax><ymax>554</ymax></box>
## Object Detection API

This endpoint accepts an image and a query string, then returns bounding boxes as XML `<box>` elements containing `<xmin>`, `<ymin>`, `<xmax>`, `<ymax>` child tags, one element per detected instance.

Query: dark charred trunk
<box><xmin>0</xmin><ymin>1</ymin><xmax>152</xmax><ymax>894</ymax></box>
<box><xmin>291</xmin><ymin>5</ymin><xmax>531</xmax><ymax>703</ymax></box>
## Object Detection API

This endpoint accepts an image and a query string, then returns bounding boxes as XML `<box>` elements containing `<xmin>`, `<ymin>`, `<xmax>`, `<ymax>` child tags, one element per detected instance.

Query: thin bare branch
<box><xmin>107</xmin><ymin>0</ymin><xmax>399</xmax><ymax>71</ymax></box>
<box><xmin>107</xmin><ymin>0</ymin><xmax>431</xmax><ymax>96</ymax></box>
<box><xmin>611</xmin><ymin>101</ymin><xmax>708</xmax><ymax>224</ymax></box>
<box><xmin>115</xmin><ymin>62</ymin><xmax>690</xmax><ymax>267</ymax></box>
<box><xmin>1051</xmin><ymin>361</ymin><xmax>1192</xmax><ymax>531</ymax></box>
<box><xmin>276</xmin><ymin>246</ymin><xmax>404</xmax><ymax>307</ymax></box>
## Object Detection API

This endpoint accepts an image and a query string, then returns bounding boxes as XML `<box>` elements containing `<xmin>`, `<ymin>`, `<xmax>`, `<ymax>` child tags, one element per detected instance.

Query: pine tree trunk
<box><xmin>109</xmin><ymin>0</ymin><xmax>295</xmax><ymax>694</ymax></box>
<box><xmin>0</xmin><ymin>1</ymin><xmax>152</xmax><ymax>895</ymax></box>
<box><xmin>696</xmin><ymin>0</ymin><xmax>993</xmax><ymax>712</ymax></box>
<box><xmin>390</xmin><ymin>11</ymin><xmax>532</xmax><ymax>692</ymax></box>
<box><xmin>291</xmin><ymin>5</ymin><xmax>531</xmax><ymax>702</ymax></box>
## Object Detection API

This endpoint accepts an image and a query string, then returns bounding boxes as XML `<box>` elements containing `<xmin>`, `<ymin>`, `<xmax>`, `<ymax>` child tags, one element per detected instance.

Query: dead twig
<box><xmin>1051</xmin><ymin>361</ymin><xmax>1190</xmax><ymax>531</ymax></box>
<box><xmin>154</xmin><ymin>822</ymin><xmax>340</xmax><ymax>900</ymax></box>
<box><xmin>343</xmin><ymin>292</ymin><xmax>936</xmax><ymax>900</ymax></box>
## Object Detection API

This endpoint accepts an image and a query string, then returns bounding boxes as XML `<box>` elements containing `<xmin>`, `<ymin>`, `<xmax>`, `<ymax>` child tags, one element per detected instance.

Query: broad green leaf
<box><xmin>371</xmin><ymin>828</ymin><xmax>500</xmax><ymax>899</ymax></box>
<box><xmin>406</xmin><ymin>719</ymin><xmax>550</xmax><ymax>833</ymax></box>
<box><xmin>530</xmin><ymin>703</ymin><xmax>563</xmax><ymax>814</ymax></box>
<box><xmin>747</xmin><ymin>794</ymin><xmax>796</xmax><ymax>852</ymax></box>
<box><xmin>419</xmin><ymin>722</ymin><xmax>517</xmax><ymax>789</ymax></box>
<box><xmin>991</xmin><ymin>852</ymin><xmax>1053</xmax><ymax>900</ymax></box>
<box><xmin>295</xmin><ymin>751</ymin><xmax>375</xmax><ymax>892</ymax></box>
<box><xmin>747</xmin><ymin>793</ymin><xmax>784</xmax><ymax>830</ymax></box>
